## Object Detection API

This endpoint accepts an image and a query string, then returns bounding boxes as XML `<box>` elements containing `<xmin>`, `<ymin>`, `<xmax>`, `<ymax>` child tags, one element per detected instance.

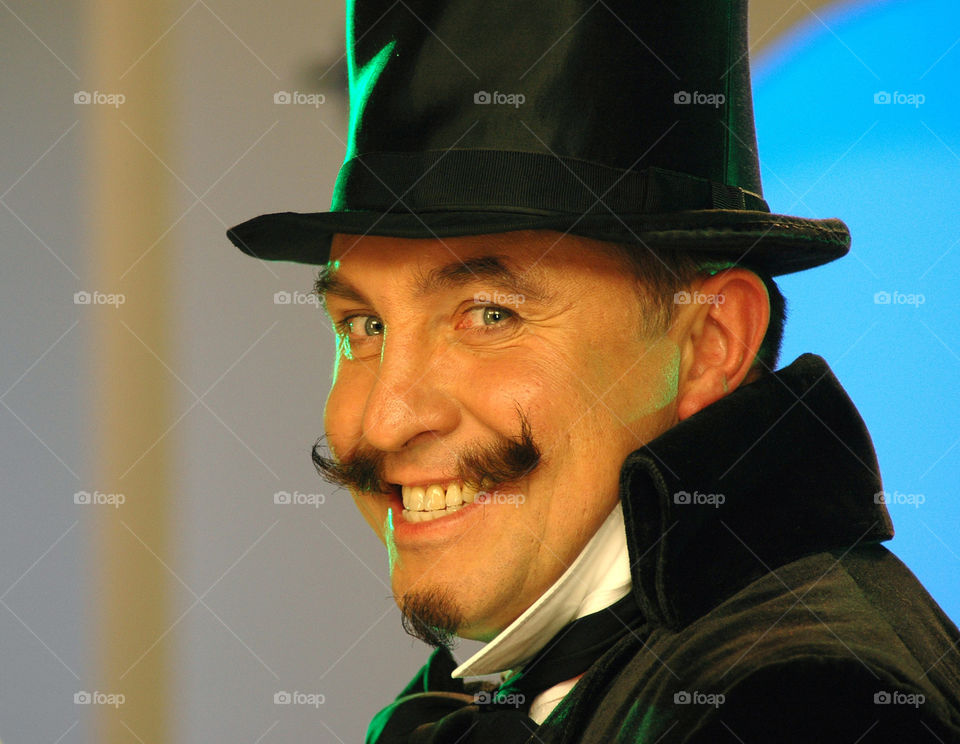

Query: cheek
<box><xmin>455</xmin><ymin>348</ymin><xmax>572</xmax><ymax>433</ymax></box>
<box><xmin>520</xmin><ymin>343</ymin><xmax>612</xmax><ymax>427</ymax></box>
<box><xmin>642</xmin><ymin>341</ymin><xmax>681</xmax><ymax>415</ymax></box>
<box><xmin>611</xmin><ymin>339</ymin><xmax>681</xmax><ymax>426</ymax></box>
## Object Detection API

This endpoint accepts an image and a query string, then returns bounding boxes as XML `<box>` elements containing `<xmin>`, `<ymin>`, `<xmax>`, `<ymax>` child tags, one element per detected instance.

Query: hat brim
<box><xmin>226</xmin><ymin>208</ymin><xmax>849</xmax><ymax>277</ymax></box>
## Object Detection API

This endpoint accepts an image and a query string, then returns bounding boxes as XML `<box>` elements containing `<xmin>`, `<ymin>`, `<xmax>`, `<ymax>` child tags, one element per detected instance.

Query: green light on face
<box><xmin>622</xmin><ymin>340</ymin><xmax>681</xmax><ymax>422</ymax></box>
<box><xmin>663</xmin><ymin>343</ymin><xmax>680</xmax><ymax>392</ymax></box>
<box><xmin>385</xmin><ymin>507</ymin><xmax>401</xmax><ymax>574</ymax></box>
<box><xmin>334</xmin><ymin>329</ymin><xmax>354</xmax><ymax>363</ymax></box>
<box><xmin>321</xmin><ymin>258</ymin><xmax>351</xmax><ymax>376</ymax></box>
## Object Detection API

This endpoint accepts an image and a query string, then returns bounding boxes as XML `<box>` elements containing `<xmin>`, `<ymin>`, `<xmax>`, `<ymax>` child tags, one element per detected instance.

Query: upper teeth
<box><xmin>401</xmin><ymin>482</ymin><xmax>480</xmax><ymax>511</ymax></box>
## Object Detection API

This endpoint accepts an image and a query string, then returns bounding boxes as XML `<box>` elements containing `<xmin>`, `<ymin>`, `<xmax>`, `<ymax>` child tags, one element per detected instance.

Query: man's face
<box><xmin>321</xmin><ymin>230</ymin><xmax>681</xmax><ymax>641</ymax></box>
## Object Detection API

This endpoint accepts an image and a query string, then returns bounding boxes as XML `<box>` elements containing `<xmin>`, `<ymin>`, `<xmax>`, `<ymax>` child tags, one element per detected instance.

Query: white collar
<box><xmin>452</xmin><ymin>501</ymin><xmax>631</xmax><ymax>679</ymax></box>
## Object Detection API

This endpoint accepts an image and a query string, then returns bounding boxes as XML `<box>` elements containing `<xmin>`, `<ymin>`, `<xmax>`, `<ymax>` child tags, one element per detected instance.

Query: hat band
<box><xmin>331</xmin><ymin>150</ymin><xmax>770</xmax><ymax>217</ymax></box>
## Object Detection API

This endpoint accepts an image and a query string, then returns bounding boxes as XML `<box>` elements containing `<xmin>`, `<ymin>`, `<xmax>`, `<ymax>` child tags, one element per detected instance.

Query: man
<box><xmin>228</xmin><ymin>0</ymin><xmax>960</xmax><ymax>741</ymax></box>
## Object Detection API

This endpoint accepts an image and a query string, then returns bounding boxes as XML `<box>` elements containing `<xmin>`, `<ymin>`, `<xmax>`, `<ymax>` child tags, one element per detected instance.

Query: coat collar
<box><xmin>619</xmin><ymin>353</ymin><xmax>894</xmax><ymax>630</ymax></box>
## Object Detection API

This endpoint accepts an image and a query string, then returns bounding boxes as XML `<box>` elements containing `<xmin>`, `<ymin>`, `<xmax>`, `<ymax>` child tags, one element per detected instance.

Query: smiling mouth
<box><xmin>397</xmin><ymin>480</ymin><xmax>490</xmax><ymax>523</ymax></box>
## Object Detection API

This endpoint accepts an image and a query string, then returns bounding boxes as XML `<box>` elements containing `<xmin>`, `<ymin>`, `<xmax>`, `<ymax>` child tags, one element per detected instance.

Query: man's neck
<box><xmin>452</xmin><ymin>501</ymin><xmax>632</xmax><ymax>679</ymax></box>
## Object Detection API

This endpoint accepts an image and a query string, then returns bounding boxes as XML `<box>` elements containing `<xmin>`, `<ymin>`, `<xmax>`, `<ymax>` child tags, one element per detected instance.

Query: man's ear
<box><xmin>673</xmin><ymin>269</ymin><xmax>770</xmax><ymax>421</ymax></box>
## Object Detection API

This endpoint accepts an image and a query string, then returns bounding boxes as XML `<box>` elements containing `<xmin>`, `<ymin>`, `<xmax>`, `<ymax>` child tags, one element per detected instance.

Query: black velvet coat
<box><xmin>373</xmin><ymin>355</ymin><xmax>960</xmax><ymax>743</ymax></box>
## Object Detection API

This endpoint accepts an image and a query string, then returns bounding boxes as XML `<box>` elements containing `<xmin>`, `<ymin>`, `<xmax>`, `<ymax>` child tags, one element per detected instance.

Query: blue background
<box><xmin>754</xmin><ymin>0</ymin><xmax>959</xmax><ymax>622</ymax></box>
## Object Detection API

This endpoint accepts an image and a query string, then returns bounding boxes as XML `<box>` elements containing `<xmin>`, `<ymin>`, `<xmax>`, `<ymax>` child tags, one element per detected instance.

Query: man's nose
<box><xmin>360</xmin><ymin>335</ymin><xmax>459</xmax><ymax>452</ymax></box>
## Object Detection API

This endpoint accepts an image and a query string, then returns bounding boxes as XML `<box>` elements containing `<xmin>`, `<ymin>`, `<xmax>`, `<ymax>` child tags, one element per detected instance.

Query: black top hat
<box><xmin>227</xmin><ymin>0</ymin><xmax>850</xmax><ymax>276</ymax></box>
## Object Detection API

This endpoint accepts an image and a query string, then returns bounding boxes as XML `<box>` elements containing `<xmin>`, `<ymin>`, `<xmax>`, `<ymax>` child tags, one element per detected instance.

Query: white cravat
<box><xmin>452</xmin><ymin>502</ymin><xmax>632</xmax><ymax>724</ymax></box>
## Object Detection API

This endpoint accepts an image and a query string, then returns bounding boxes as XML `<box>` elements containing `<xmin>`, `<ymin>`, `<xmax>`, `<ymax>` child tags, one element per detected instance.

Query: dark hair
<box><xmin>600</xmin><ymin>243</ymin><xmax>786</xmax><ymax>373</ymax></box>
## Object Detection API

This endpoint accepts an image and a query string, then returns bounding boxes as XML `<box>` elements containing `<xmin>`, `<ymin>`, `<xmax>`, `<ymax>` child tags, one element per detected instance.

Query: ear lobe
<box><xmin>675</xmin><ymin>270</ymin><xmax>770</xmax><ymax>421</ymax></box>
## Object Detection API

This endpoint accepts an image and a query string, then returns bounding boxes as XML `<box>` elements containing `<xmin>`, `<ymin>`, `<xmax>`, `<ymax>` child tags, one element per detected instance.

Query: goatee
<box><xmin>399</xmin><ymin>588</ymin><xmax>465</xmax><ymax>651</ymax></box>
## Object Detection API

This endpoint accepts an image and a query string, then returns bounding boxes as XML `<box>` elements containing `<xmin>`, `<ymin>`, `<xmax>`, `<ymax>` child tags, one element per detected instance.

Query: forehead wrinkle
<box><xmin>314</xmin><ymin>252</ymin><xmax>556</xmax><ymax>308</ymax></box>
<box><xmin>412</xmin><ymin>254</ymin><xmax>553</xmax><ymax>304</ymax></box>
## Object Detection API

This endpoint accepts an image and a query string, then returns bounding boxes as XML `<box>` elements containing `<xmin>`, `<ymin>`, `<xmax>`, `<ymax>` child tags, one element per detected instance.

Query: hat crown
<box><xmin>343</xmin><ymin>0</ymin><xmax>763</xmax><ymax>198</ymax></box>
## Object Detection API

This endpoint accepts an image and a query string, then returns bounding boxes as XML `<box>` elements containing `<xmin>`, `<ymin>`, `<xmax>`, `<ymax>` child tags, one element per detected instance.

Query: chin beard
<box><xmin>399</xmin><ymin>589</ymin><xmax>465</xmax><ymax>652</ymax></box>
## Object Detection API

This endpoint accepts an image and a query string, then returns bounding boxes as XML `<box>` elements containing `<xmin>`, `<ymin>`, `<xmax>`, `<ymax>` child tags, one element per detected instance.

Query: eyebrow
<box><xmin>314</xmin><ymin>255</ymin><xmax>553</xmax><ymax>307</ymax></box>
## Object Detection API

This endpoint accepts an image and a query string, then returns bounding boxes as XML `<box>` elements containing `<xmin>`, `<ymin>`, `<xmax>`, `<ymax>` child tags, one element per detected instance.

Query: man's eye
<box><xmin>460</xmin><ymin>305</ymin><xmax>515</xmax><ymax>330</ymax></box>
<box><xmin>339</xmin><ymin>315</ymin><xmax>384</xmax><ymax>337</ymax></box>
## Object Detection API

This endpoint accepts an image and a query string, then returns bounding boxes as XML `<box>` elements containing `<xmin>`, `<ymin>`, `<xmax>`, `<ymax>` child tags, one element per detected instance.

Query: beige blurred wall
<box><xmin>751</xmin><ymin>0</ymin><xmax>841</xmax><ymax>50</ymax></box>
